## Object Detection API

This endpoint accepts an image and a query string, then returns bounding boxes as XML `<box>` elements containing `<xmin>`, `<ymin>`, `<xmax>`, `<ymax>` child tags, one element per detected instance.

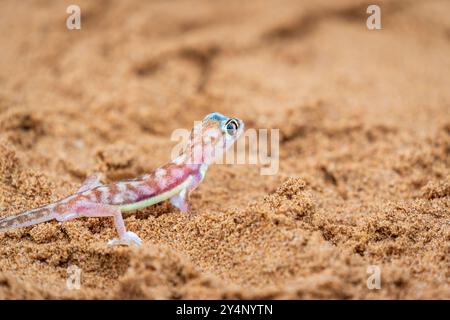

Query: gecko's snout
<box><xmin>203</xmin><ymin>112</ymin><xmax>227</xmax><ymax>122</ymax></box>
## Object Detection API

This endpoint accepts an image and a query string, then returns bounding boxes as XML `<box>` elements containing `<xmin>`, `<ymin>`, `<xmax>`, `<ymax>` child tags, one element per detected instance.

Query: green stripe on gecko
<box><xmin>117</xmin><ymin>177</ymin><xmax>192</xmax><ymax>212</ymax></box>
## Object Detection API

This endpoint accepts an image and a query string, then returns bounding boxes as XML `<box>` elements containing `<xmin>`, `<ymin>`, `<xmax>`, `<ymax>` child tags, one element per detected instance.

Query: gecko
<box><xmin>0</xmin><ymin>112</ymin><xmax>244</xmax><ymax>246</ymax></box>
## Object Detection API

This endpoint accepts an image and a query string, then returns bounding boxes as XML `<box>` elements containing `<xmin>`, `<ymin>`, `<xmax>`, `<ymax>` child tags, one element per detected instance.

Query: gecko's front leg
<box><xmin>170</xmin><ymin>169</ymin><xmax>206</xmax><ymax>213</ymax></box>
<box><xmin>170</xmin><ymin>189</ymin><xmax>189</xmax><ymax>213</ymax></box>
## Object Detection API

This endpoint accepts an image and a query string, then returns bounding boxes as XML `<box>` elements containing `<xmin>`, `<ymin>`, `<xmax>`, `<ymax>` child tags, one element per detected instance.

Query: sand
<box><xmin>0</xmin><ymin>0</ymin><xmax>449</xmax><ymax>299</ymax></box>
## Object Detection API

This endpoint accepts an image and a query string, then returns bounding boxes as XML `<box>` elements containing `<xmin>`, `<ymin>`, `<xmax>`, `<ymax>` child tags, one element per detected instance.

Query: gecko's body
<box><xmin>0</xmin><ymin>113</ymin><xmax>244</xmax><ymax>246</ymax></box>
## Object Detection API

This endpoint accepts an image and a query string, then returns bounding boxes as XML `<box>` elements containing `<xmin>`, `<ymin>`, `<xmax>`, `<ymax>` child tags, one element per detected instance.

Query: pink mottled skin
<box><xmin>0</xmin><ymin>113</ymin><xmax>244</xmax><ymax>246</ymax></box>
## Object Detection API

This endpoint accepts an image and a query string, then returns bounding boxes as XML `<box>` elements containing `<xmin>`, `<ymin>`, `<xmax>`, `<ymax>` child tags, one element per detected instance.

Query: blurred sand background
<box><xmin>0</xmin><ymin>0</ymin><xmax>449</xmax><ymax>299</ymax></box>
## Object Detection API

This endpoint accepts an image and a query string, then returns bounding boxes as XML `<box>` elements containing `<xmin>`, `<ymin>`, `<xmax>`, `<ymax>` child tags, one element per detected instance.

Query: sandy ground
<box><xmin>0</xmin><ymin>0</ymin><xmax>449</xmax><ymax>299</ymax></box>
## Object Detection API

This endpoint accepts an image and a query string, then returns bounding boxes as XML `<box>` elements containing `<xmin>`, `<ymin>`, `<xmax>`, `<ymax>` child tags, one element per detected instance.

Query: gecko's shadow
<box><xmin>125</xmin><ymin>201</ymin><xmax>174</xmax><ymax>220</ymax></box>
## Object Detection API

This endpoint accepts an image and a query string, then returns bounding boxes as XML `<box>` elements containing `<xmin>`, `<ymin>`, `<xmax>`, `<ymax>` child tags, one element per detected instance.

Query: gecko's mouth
<box><xmin>233</xmin><ymin>118</ymin><xmax>245</xmax><ymax>139</ymax></box>
<box><xmin>237</xmin><ymin>118</ymin><xmax>245</xmax><ymax>134</ymax></box>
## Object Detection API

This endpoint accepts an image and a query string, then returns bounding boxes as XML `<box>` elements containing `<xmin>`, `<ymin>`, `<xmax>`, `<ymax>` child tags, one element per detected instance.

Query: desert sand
<box><xmin>0</xmin><ymin>0</ymin><xmax>449</xmax><ymax>299</ymax></box>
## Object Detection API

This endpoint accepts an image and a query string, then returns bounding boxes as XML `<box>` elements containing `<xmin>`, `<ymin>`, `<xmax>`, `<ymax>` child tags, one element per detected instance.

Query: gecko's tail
<box><xmin>0</xmin><ymin>204</ymin><xmax>55</xmax><ymax>232</ymax></box>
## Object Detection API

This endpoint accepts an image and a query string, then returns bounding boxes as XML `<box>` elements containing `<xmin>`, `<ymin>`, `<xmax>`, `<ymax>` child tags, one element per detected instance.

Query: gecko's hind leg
<box><xmin>170</xmin><ymin>188</ymin><xmax>189</xmax><ymax>213</ymax></box>
<box><xmin>77</xmin><ymin>173</ymin><xmax>103</xmax><ymax>193</ymax></box>
<box><xmin>65</xmin><ymin>202</ymin><xmax>141</xmax><ymax>246</ymax></box>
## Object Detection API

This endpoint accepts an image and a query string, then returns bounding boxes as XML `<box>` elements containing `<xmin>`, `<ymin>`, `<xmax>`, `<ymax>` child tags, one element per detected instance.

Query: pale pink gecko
<box><xmin>0</xmin><ymin>113</ymin><xmax>244</xmax><ymax>246</ymax></box>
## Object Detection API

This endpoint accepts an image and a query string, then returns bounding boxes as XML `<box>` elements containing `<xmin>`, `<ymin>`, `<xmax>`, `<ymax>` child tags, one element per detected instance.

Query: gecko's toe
<box><xmin>107</xmin><ymin>231</ymin><xmax>142</xmax><ymax>247</ymax></box>
<box><xmin>124</xmin><ymin>231</ymin><xmax>142</xmax><ymax>246</ymax></box>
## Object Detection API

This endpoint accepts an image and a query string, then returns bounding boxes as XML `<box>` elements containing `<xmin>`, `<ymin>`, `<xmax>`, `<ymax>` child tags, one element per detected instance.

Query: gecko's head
<box><xmin>186</xmin><ymin>112</ymin><xmax>244</xmax><ymax>165</ymax></box>
<box><xmin>203</xmin><ymin>112</ymin><xmax>244</xmax><ymax>145</ymax></box>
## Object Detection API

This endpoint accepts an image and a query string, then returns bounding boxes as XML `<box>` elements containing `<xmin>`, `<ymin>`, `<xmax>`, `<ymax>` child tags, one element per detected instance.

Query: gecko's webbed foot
<box><xmin>107</xmin><ymin>231</ymin><xmax>142</xmax><ymax>247</ymax></box>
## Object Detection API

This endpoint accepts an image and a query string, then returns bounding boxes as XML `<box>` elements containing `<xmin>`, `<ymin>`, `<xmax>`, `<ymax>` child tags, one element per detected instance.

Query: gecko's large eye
<box><xmin>225</xmin><ymin>119</ymin><xmax>239</xmax><ymax>136</ymax></box>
